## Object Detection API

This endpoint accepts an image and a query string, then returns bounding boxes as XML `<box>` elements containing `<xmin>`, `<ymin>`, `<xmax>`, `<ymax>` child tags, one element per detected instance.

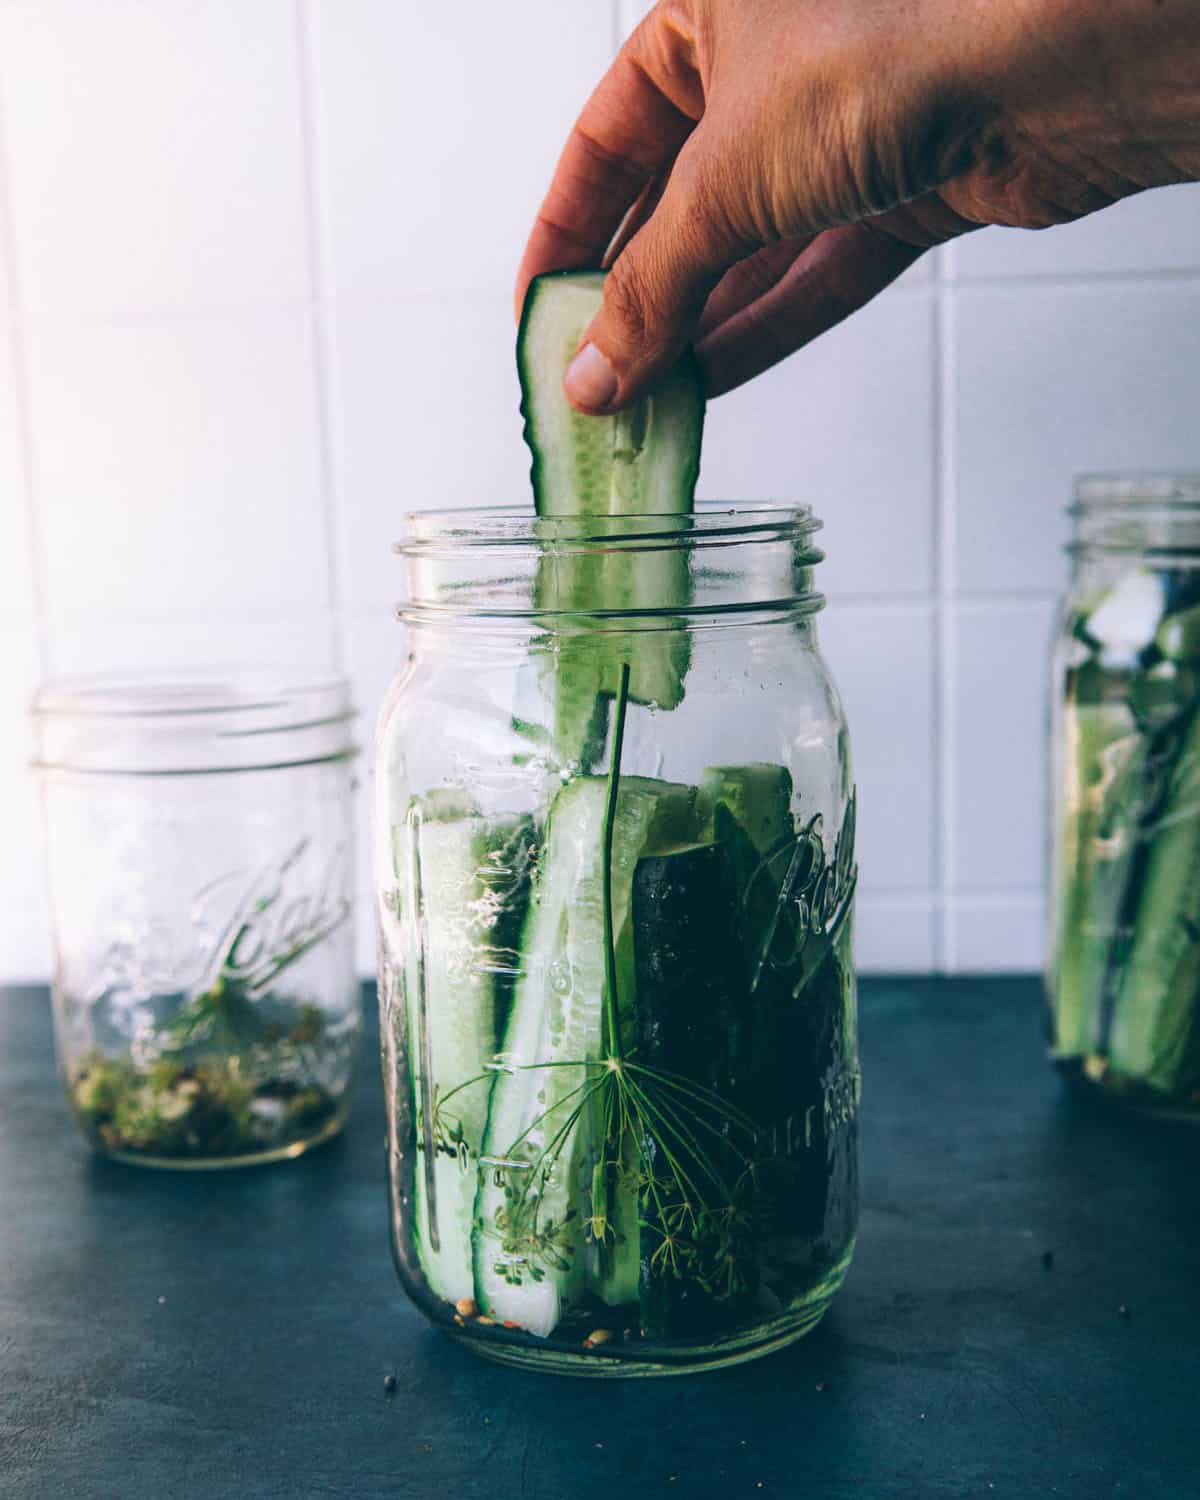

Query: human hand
<box><xmin>517</xmin><ymin>0</ymin><xmax>1200</xmax><ymax>410</ymax></box>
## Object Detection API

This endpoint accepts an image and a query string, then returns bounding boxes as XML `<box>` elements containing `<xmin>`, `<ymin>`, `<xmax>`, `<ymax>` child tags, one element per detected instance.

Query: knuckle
<box><xmin>671</xmin><ymin>150</ymin><xmax>728</xmax><ymax>246</ymax></box>
<box><xmin>603</xmin><ymin>256</ymin><xmax>655</xmax><ymax>347</ymax></box>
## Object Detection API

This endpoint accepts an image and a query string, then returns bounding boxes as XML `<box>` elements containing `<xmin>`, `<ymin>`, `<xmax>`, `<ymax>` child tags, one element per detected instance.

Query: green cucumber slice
<box><xmin>471</xmin><ymin>774</ymin><xmax>696</xmax><ymax>1336</ymax></box>
<box><xmin>1051</xmin><ymin>700</ymin><xmax>1138</xmax><ymax>1057</ymax></box>
<box><xmin>698</xmin><ymin>764</ymin><xmax>795</xmax><ymax>858</ymax></box>
<box><xmin>519</xmin><ymin>270</ymin><xmax>704</xmax><ymax>517</ymax></box>
<box><xmin>1107</xmin><ymin>708</ymin><xmax>1200</xmax><ymax>1095</ymax></box>
<box><xmin>518</xmin><ymin>270</ymin><xmax>704</xmax><ymax>770</ymax></box>
<box><xmin>398</xmin><ymin>803</ymin><xmax>533</xmax><ymax>1307</ymax></box>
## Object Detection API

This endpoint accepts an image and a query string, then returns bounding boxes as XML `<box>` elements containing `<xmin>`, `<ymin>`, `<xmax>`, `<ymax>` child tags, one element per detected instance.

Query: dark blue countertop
<box><xmin>1</xmin><ymin>978</ymin><xmax>1196</xmax><ymax>1499</ymax></box>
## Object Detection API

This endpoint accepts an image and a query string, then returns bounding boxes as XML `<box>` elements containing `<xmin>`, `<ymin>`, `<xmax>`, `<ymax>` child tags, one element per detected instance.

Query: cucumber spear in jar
<box><xmin>520</xmin><ymin>269</ymin><xmax>702</xmax><ymax>770</ymax></box>
<box><xmin>1053</xmin><ymin>569</ymin><xmax>1200</xmax><ymax>1106</ymax></box>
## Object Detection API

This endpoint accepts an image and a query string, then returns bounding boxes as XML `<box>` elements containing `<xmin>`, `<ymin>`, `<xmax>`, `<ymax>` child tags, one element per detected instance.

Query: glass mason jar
<box><xmin>376</xmin><ymin>506</ymin><xmax>859</xmax><ymax>1375</ymax></box>
<box><xmin>35</xmin><ymin>671</ymin><xmax>361</xmax><ymax>1168</ymax></box>
<box><xmin>1048</xmin><ymin>474</ymin><xmax>1200</xmax><ymax>1116</ymax></box>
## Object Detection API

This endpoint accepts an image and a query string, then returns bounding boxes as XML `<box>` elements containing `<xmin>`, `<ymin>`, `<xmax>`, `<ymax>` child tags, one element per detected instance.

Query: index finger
<box><xmin>514</xmin><ymin>15</ymin><xmax>704</xmax><ymax>318</ymax></box>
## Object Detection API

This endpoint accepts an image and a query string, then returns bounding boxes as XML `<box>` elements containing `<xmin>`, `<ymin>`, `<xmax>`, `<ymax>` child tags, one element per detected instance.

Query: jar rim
<box><xmin>34</xmin><ymin>666</ymin><xmax>349</xmax><ymax>719</ymax></box>
<box><xmin>393</xmin><ymin>503</ymin><xmax>825</xmax><ymax>626</ymax></box>
<box><xmin>394</xmin><ymin>501</ymin><xmax>823</xmax><ymax>556</ymax></box>
<box><xmin>33</xmin><ymin>668</ymin><xmax>357</xmax><ymax>775</ymax></box>
<box><xmin>1072</xmin><ymin>471</ymin><xmax>1200</xmax><ymax>511</ymax></box>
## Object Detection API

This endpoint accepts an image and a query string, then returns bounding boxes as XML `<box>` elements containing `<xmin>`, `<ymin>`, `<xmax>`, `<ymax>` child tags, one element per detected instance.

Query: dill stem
<box><xmin>601</xmin><ymin>662</ymin><xmax>632</xmax><ymax>1061</ymax></box>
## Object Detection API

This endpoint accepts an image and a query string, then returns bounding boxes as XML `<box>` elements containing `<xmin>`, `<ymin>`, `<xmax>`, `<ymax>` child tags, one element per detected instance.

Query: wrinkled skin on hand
<box><xmin>517</xmin><ymin>0</ymin><xmax>1200</xmax><ymax>406</ymax></box>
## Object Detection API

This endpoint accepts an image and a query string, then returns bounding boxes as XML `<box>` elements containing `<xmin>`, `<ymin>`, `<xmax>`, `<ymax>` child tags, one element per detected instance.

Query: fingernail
<box><xmin>565</xmin><ymin>342</ymin><xmax>618</xmax><ymax>410</ymax></box>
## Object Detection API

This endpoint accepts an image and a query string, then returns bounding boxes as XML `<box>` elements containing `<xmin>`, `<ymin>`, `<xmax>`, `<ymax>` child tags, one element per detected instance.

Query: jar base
<box><xmin>443</xmin><ymin>1250</ymin><xmax>852</xmax><ymax>1378</ymax></box>
<box><xmin>88</xmin><ymin>1101</ymin><xmax>349</xmax><ymax>1171</ymax></box>
<box><xmin>1056</xmin><ymin>1057</ymin><xmax>1200</xmax><ymax>1124</ymax></box>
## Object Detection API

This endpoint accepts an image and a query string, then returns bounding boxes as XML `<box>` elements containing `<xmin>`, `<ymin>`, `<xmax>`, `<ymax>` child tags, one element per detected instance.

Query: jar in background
<box><xmin>376</xmin><ymin>506</ymin><xmax>859</xmax><ymax>1375</ymax></box>
<box><xmin>35</xmin><ymin>671</ymin><xmax>361</xmax><ymax>1167</ymax></box>
<box><xmin>1048</xmin><ymin>474</ymin><xmax>1200</xmax><ymax>1116</ymax></box>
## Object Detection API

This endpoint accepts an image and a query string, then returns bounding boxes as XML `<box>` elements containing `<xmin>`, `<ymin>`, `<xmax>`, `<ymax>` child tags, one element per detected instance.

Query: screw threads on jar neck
<box><xmin>393</xmin><ymin>504</ymin><xmax>827</xmax><ymax>626</ymax></box>
<box><xmin>1070</xmin><ymin>473</ymin><xmax>1200</xmax><ymax>563</ymax></box>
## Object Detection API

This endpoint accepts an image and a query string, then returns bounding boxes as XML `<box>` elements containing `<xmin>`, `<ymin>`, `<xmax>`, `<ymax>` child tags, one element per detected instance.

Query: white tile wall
<box><xmin>0</xmin><ymin>0</ymin><xmax>1197</xmax><ymax>981</ymax></box>
<box><xmin>0</xmin><ymin>627</ymin><xmax>50</xmax><ymax>979</ymax></box>
<box><xmin>951</xmin><ymin>185</ymin><xmax>1200</xmax><ymax>281</ymax></box>
<box><xmin>699</xmin><ymin>289</ymin><xmax>935</xmax><ymax>599</ymax></box>
<box><xmin>330</xmin><ymin>295</ymin><xmax>532</xmax><ymax>616</ymax></box>
<box><xmin>28</xmin><ymin>310</ymin><xmax>331</xmax><ymax>620</ymax></box>
<box><xmin>952</xmin><ymin>281</ymin><xmax>1200</xmax><ymax>595</ymax></box>
<box><xmin>951</xmin><ymin>602</ymin><xmax>1056</xmax><ymax>893</ymax></box>
<box><xmin>308</xmin><ymin>0</ymin><xmax>613</xmax><ymax>301</ymax></box>
<box><xmin>0</xmin><ymin>321</ymin><xmax>34</xmax><ymax>621</ymax></box>
<box><xmin>819</xmin><ymin>603</ymin><xmax>937</xmax><ymax>892</ymax></box>
<box><xmin>0</xmin><ymin>0</ymin><xmax>313</xmax><ymax>317</ymax></box>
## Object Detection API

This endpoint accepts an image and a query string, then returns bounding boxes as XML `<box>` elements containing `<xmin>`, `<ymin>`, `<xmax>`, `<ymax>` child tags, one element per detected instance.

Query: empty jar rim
<box><xmin>33</xmin><ymin>668</ymin><xmax>357</xmax><ymax>776</ymax></box>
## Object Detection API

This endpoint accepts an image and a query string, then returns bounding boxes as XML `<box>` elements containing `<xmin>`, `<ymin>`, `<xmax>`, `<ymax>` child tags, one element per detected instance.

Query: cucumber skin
<box><xmin>1107</xmin><ymin>707</ymin><xmax>1200</xmax><ymax>1095</ymax></box>
<box><xmin>471</xmin><ymin>775</ymin><xmax>697</xmax><ymax>1337</ymax></box>
<box><xmin>703</xmin><ymin>766</ymin><xmax>860</xmax><ymax>1262</ymax></box>
<box><xmin>632</xmin><ymin>779</ymin><xmax>860</xmax><ymax>1338</ymax></box>
<box><xmin>632</xmin><ymin>840</ymin><xmax>757</xmax><ymax>1340</ymax></box>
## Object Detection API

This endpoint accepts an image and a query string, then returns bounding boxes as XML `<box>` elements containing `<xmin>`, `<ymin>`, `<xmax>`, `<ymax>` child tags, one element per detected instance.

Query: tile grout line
<box><xmin>294</xmin><ymin>0</ymin><xmax>350</xmax><ymax>674</ymax></box>
<box><xmin>934</xmin><ymin>259</ymin><xmax>960</xmax><ymax>973</ymax></box>
<box><xmin>945</xmin><ymin>262</ymin><xmax>1200</xmax><ymax>292</ymax></box>
<box><xmin>857</xmin><ymin>888</ymin><xmax>1045</xmax><ymax>903</ymax></box>
<box><xmin>15</xmin><ymin>259</ymin><xmax>1188</xmax><ymax>330</ymax></box>
<box><xmin>0</xmin><ymin>66</ymin><xmax>50</xmax><ymax>677</ymax></box>
<box><xmin>926</xmin><ymin>254</ymin><xmax>946</xmax><ymax>971</ymax></box>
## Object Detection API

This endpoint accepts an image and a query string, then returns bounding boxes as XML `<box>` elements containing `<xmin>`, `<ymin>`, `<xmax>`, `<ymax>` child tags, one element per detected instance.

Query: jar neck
<box><xmin>393</xmin><ymin>504</ymin><xmax>826</xmax><ymax>628</ymax></box>
<box><xmin>1070</xmin><ymin>474</ymin><xmax>1200</xmax><ymax>573</ymax></box>
<box><xmin>398</xmin><ymin>610</ymin><xmax>821</xmax><ymax>671</ymax></box>
<box><xmin>33</xmin><ymin>671</ymin><xmax>356</xmax><ymax>775</ymax></box>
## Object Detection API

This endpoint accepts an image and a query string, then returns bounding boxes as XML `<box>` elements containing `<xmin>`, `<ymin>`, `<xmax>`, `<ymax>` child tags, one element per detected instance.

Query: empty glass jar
<box><xmin>35</xmin><ymin>671</ymin><xmax>361</xmax><ymax>1167</ymax></box>
<box><xmin>376</xmin><ymin>506</ymin><xmax>859</xmax><ymax>1375</ymax></box>
<box><xmin>1048</xmin><ymin>474</ymin><xmax>1200</xmax><ymax>1116</ymax></box>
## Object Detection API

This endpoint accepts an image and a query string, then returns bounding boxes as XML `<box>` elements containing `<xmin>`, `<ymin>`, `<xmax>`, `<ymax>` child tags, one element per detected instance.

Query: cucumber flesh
<box><xmin>518</xmin><ymin>270</ymin><xmax>704</xmax><ymax>769</ymax></box>
<box><xmin>698</xmin><ymin>764</ymin><xmax>795</xmax><ymax>858</ymax></box>
<box><xmin>472</xmin><ymin>775</ymin><xmax>697</xmax><ymax>1336</ymax></box>
<box><xmin>1051</xmin><ymin>701</ymin><xmax>1139</xmax><ymax>1057</ymax></box>
<box><xmin>399</xmin><ymin>803</ymin><xmax>532</xmax><ymax>1306</ymax></box>
<box><xmin>519</xmin><ymin>271</ymin><xmax>704</xmax><ymax>518</ymax></box>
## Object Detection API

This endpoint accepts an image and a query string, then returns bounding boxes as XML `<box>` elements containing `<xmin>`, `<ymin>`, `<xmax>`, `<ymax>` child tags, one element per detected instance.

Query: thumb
<box><xmin>564</xmin><ymin>134</ymin><xmax>755</xmax><ymax>413</ymax></box>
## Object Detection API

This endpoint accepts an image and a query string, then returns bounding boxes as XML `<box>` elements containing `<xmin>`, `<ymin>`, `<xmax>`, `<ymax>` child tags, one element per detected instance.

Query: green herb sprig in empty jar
<box><xmin>1048</xmin><ymin>474</ymin><xmax>1200</xmax><ymax>1116</ymax></box>
<box><xmin>35</xmin><ymin>671</ymin><xmax>361</xmax><ymax>1168</ymax></box>
<box><xmin>375</xmin><ymin>273</ymin><xmax>860</xmax><ymax>1375</ymax></box>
